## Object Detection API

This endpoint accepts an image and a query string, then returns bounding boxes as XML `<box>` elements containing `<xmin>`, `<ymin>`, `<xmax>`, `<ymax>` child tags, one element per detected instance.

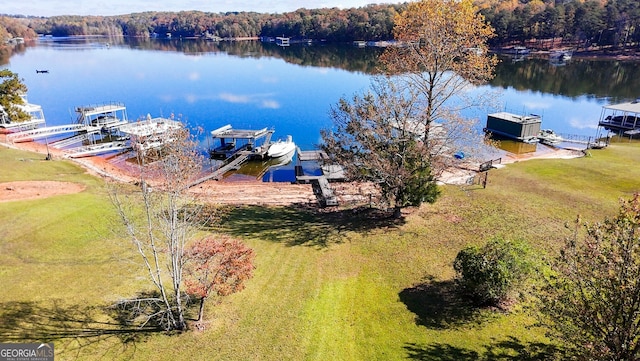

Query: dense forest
<box><xmin>1</xmin><ymin>5</ymin><xmax>401</xmax><ymax>42</ymax></box>
<box><xmin>1</xmin><ymin>0</ymin><xmax>640</xmax><ymax>50</ymax></box>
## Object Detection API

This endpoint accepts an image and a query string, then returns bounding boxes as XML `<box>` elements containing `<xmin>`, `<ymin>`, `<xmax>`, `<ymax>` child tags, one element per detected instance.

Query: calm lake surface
<box><xmin>3</xmin><ymin>37</ymin><xmax>640</xmax><ymax>178</ymax></box>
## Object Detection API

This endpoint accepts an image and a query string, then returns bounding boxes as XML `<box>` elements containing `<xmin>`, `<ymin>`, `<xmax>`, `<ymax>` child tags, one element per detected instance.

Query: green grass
<box><xmin>1</xmin><ymin>142</ymin><xmax>639</xmax><ymax>360</ymax></box>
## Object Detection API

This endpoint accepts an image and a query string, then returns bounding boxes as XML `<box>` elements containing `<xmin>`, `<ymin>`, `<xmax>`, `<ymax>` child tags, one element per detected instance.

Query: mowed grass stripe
<box><xmin>1</xmin><ymin>141</ymin><xmax>640</xmax><ymax>360</ymax></box>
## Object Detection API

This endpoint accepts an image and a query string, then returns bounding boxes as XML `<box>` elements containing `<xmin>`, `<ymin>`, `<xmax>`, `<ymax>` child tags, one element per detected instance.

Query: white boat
<box><xmin>549</xmin><ymin>50</ymin><xmax>572</xmax><ymax>62</ymax></box>
<box><xmin>538</xmin><ymin>129</ymin><xmax>563</xmax><ymax>145</ymax></box>
<box><xmin>267</xmin><ymin>135</ymin><xmax>295</xmax><ymax>158</ymax></box>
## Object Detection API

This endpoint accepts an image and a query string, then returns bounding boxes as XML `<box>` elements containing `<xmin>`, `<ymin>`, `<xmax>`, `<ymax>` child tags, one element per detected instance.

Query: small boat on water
<box><xmin>549</xmin><ymin>49</ymin><xmax>572</xmax><ymax>62</ymax></box>
<box><xmin>267</xmin><ymin>135</ymin><xmax>295</xmax><ymax>158</ymax></box>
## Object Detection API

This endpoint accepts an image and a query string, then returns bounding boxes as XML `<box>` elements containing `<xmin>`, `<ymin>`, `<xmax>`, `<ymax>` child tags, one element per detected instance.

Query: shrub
<box><xmin>453</xmin><ymin>238</ymin><xmax>532</xmax><ymax>307</ymax></box>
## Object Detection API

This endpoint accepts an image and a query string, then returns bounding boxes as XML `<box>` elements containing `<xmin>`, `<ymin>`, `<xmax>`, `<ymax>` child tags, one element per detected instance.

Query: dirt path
<box><xmin>0</xmin><ymin>181</ymin><xmax>86</xmax><ymax>202</ymax></box>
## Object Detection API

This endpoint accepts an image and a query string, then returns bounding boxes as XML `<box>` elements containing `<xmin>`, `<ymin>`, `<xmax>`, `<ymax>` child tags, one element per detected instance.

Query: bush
<box><xmin>453</xmin><ymin>238</ymin><xmax>532</xmax><ymax>307</ymax></box>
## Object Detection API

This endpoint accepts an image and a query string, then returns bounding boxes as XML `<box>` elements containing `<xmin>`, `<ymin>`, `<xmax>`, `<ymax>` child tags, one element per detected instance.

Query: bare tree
<box><xmin>109</xmin><ymin>127</ymin><xmax>204</xmax><ymax>331</ymax></box>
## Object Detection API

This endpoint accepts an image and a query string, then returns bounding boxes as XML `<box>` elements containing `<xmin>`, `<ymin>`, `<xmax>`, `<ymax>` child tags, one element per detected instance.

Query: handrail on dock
<box><xmin>7</xmin><ymin>123</ymin><xmax>98</xmax><ymax>142</ymax></box>
<box><xmin>75</xmin><ymin>101</ymin><xmax>126</xmax><ymax>115</ymax></box>
<box><xmin>189</xmin><ymin>153</ymin><xmax>251</xmax><ymax>186</ymax></box>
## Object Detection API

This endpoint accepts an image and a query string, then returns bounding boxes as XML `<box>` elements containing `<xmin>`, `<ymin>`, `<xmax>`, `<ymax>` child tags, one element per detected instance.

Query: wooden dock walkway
<box><xmin>297</xmin><ymin>175</ymin><xmax>338</xmax><ymax>207</ymax></box>
<box><xmin>554</xmin><ymin>133</ymin><xmax>608</xmax><ymax>149</ymax></box>
<box><xmin>297</xmin><ymin>149</ymin><xmax>329</xmax><ymax>161</ymax></box>
<box><xmin>190</xmin><ymin>152</ymin><xmax>251</xmax><ymax>186</ymax></box>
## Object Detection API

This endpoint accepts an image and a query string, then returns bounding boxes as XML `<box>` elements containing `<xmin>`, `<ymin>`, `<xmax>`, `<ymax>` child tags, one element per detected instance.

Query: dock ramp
<box><xmin>7</xmin><ymin>124</ymin><xmax>99</xmax><ymax>142</ymax></box>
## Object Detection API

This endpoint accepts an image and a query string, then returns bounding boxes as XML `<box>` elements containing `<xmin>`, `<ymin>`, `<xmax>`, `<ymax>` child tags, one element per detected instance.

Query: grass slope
<box><xmin>1</xmin><ymin>142</ymin><xmax>639</xmax><ymax>360</ymax></box>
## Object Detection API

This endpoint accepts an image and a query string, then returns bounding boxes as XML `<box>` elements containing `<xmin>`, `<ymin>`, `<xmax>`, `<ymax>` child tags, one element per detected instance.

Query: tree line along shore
<box><xmin>2</xmin><ymin>0</ymin><xmax>640</xmax><ymax>51</ymax></box>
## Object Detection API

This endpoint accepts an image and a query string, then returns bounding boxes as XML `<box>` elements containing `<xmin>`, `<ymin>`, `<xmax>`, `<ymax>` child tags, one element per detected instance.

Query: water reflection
<box><xmin>122</xmin><ymin>38</ymin><xmax>383</xmax><ymax>74</ymax></box>
<box><xmin>491</xmin><ymin>137</ymin><xmax>538</xmax><ymax>154</ymax></box>
<box><xmin>6</xmin><ymin>37</ymin><xmax>640</xmax><ymax>182</ymax></box>
<box><xmin>491</xmin><ymin>55</ymin><xmax>640</xmax><ymax>103</ymax></box>
<box><xmin>11</xmin><ymin>37</ymin><xmax>640</xmax><ymax>104</ymax></box>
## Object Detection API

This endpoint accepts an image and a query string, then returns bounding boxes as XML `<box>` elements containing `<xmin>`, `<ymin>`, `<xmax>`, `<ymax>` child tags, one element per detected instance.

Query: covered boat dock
<box><xmin>485</xmin><ymin>112</ymin><xmax>542</xmax><ymax>143</ymax></box>
<box><xmin>118</xmin><ymin>116</ymin><xmax>183</xmax><ymax>153</ymax></box>
<box><xmin>209</xmin><ymin>124</ymin><xmax>274</xmax><ymax>160</ymax></box>
<box><xmin>598</xmin><ymin>100</ymin><xmax>640</xmax><ymax>137</ymax></box>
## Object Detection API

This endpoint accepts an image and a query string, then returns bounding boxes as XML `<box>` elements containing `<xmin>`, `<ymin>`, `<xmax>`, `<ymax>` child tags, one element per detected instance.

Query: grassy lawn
<box><xmin>1</xmin><ymin>141</ymin><xmax>639</xmax><ymax>360</ymax></box>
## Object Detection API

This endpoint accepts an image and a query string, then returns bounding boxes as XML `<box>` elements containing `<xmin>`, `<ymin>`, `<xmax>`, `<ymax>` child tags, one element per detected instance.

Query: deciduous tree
<box><xmin>321</xmin><ymin>0</ymin><xmax>497</xmax><ymax>217</ymax></box>
<box><xmin>184</xmin><ymin>235</ymin><xmax>255</xmax><ymax>325</ymax></box>
<box><xmin>109</xmin><ymin>127</ymin><xmax>204</xmax><ymax>331</ymax></box>
<box><xmin>321</xmin><ymin>77</ymin><xmax>441</xmax><ymax>217</ymax></box>
<box><xmin>539</xmin><ymin>194</ymin><xmax>640</xmax><ymax>361</ymax></box>
<box><xmin>380</xmin><ymin>0</ymin><xmax>497</xmax><ymax>142</ymax></box>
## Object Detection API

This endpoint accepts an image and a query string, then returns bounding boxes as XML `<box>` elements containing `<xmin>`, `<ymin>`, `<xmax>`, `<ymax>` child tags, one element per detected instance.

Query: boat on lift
<box><xmin>267</xmin><ymin>135</ymin><xmax>295</xmax><ymax>158</ymax></box>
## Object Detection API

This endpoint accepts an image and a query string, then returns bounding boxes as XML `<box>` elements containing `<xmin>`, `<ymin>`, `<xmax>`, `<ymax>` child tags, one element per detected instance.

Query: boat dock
<box><xmin>76</xmin><ymin>103</ymin><xmax>127</xmax><ymax>123</ymax></box>
<box><xmin>7</xmin><ymin>101</ymin><xmax>129</xmax><ymax>145</ymax></box>
<box><xmin>210</xmin><ymin>124</ymin><xmax>274</xmax><ymax>159</ymax></box>
<box><xmin>294</xmin><ymin>147</ymin><xmax>344</xmax><ymax>207</ymax></box>
<box><xmin>551</xmin><ymin>132</ymin><xmax>608</xmax><ymax>148</ymax></box>
<box><xmin>64</xmin><ymin>140</ymin><xmax>131</xmax><ymax>158</ymax></box>
<box><xmin>485</xmin><ymin>112</ymin><xmax>542</xmax><ymax>143</ymax></box>
<box><xmin>191</xmin><ymin>126</ymin><xmax>277</xmax><ymax>185</ymax></box>
<box><xmin>598</xmin><ymin>100</ymin><xmax>640</xmax><ymax>138</ymax></box>
<box><xmin>0</xmin><ymin>95</ymin><xmax>46</xmax><ymax>134</ymax></box>
<box><xmin>189</xmin><ymin>145</ymin><xmax>346</xmax><ymax>207</ymax></box>
<box><xmin>119</xmin><ymin>117</ymin><xmax>183</xmax><ymax>153</ymax></box>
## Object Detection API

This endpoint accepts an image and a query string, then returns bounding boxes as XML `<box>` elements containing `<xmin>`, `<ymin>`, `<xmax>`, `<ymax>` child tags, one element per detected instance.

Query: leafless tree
<box><xmin>108</xmin><ymin>127</ymin><xmax>204</xmax><ymax>331</ymax></box>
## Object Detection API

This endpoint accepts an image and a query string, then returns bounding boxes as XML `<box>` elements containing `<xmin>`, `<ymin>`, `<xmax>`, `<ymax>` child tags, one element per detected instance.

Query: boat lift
<box><xmin>209</xmin><ymin>124</ymin><xmax>274</xmax><ymax>159</ymax></box>
<box><xmin>597</xmin><ymin>100</ymin><xmax>640</xmax><ymax>139</ymax></box>
<box><xmin>7</xmin><ymin>102</ymin><xmax>129</xmax><ymax>144</ymax></box>
<box><xmin>64</xmin><ymin>140</ymin><xmax>131</xmax><ymax>158</ymax></box>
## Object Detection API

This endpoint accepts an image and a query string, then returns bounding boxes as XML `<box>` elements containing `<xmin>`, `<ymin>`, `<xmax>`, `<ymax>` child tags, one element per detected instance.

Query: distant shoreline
<box><xmin>493</xmin><ymin>46</ymin><xmax>640</xmax><ymax>61</ymax></box>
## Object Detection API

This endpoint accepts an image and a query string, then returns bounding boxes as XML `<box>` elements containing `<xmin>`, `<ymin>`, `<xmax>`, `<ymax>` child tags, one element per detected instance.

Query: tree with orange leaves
<box><xmin>380</xmin><ymin>0</ymin><xmax>498</xmax><ymax>144</ymax></box>
<box><xmin>185</xmin><ymin>235</ymin><xmax>255</xmax><ymax>326</ymax></box>
<box><xmin>322</xmin><ymin>0</ymin><xmax>498</xmax><ymax>217</ymax></box>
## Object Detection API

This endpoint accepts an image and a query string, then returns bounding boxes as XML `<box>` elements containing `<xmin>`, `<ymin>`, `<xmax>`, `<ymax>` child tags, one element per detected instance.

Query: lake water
<box><xmin>3</xmin><ymin>37</ymin><xmax>640</xmax><ymax>180</ymax></box>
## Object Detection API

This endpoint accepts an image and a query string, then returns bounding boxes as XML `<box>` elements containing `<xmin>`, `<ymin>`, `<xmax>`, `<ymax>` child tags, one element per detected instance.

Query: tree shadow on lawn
<box><xmin>404</xmin><ymin>337</ymin><xmax>566</xmax><ymax>360</ymax></box>
<box><xmin>399</xmin><ymin>277</ymin><xmax>485</xmax><ymax>330</ymax></box>
<box><xmin>218</xmin><ymin>204</ymin><xmax>406</xmax><ymax>248</ymax></box>
<box><xmin>400</xmin><ymin>277</ymin><xmax>566</xmax><ymax>360</ymax></box>
<box><xmin>0</xmin><ymin>298</ymin><xmax>166</xmax><ymax>358</ymax></box>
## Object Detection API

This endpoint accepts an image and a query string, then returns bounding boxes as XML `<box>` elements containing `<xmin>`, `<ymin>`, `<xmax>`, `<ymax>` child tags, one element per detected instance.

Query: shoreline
<box><xmin>0</xmin><ymin>135</ymin><xmax>585</xmax><ymax>205</ymax></box>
